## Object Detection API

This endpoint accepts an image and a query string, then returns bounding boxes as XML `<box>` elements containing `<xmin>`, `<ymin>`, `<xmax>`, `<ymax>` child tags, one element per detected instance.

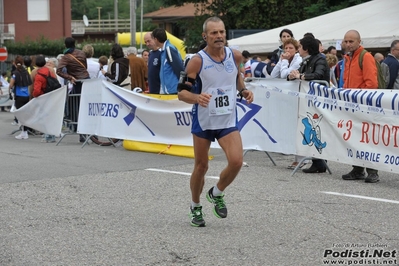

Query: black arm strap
<box><xmin>177</xmin><ymin>83</ymin><xmax>192</xmax><ymax>92</ymax></box>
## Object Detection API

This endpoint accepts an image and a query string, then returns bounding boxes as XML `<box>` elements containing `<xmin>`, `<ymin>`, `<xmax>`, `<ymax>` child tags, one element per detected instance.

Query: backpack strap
<box><xmin>358</xmin><ymin>49</ymin><xmax>367</xmax><ymax>71</ymax></box>
<box><xmin>67</xmin><ymin>53</ymin><xmax>87</xmax><ymax>69</ymax></box>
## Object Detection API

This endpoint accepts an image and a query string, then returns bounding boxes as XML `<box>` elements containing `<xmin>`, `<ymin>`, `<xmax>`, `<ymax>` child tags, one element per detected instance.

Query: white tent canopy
<box><xmin>228</xmin><ymin>0</ymin><xmax>399</xmax><ymax>54</ymax></box>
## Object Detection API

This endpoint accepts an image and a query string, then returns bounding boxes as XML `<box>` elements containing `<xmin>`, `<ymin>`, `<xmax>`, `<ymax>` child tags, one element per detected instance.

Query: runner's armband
<box><xmin>177</xmin><ymin>83</ymin><xmax>192</xmax><ymax>92</ymax></box>
<box><xmin>177</xmin><ymin>77</ymin><xmax>196</xmax><ymax>92</ymax></box>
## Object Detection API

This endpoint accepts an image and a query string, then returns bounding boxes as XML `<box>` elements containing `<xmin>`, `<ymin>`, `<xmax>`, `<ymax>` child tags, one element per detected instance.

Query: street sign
<box><xmin>0</xmin><ymin>47</ymin><xmax>8</xmax><ymax>62</ymax></box>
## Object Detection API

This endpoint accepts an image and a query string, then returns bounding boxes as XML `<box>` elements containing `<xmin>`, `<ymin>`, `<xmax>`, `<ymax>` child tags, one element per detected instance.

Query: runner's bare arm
<box><xmin>233</xmin><ymin>49</ymin><xmax>253</xmax><ymax>104</ymax></box>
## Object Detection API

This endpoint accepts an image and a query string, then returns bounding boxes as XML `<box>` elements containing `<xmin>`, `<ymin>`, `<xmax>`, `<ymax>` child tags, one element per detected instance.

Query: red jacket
<box><xmin>343</xmin><ymin>45</ymin><xmax>378</xmax><ymax>89</ymax></box>
<box><xmin>33</xmin><ymin>67</ymin><xmax>57</xmax><ymax>97</ymax></box>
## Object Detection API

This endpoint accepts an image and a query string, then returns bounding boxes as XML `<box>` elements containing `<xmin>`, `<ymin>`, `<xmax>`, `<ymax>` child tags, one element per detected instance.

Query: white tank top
<box><xmin>192</xmin><ymin>47</ymin><xmax>238</xmax><ymax>132</ymax></box>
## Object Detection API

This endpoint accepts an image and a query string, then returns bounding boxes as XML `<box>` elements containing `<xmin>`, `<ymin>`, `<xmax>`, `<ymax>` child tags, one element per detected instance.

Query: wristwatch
<box><xmin>239</xmin><ymin>88</ymin><xmax>247</xmax><ymax>100</ymax></box>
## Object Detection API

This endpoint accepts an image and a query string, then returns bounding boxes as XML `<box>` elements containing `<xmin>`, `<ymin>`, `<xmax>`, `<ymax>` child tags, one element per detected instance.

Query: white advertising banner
<box><xmin>296</xmin><ymin>81</ymin><xmax>399</xmax><ymax>174</ymax></box>
<box><xmin>78</xmin><ymin>79</ymin><xmax>299</xmax><ymax>153</ymax></box>
<box><xmin>0</xmin><ymin>86</ymin><xmax>13</xmax><ymax>107</ymax></box>
<box><xmin>240</xmin><ymin>78</ymin><xmax>298</xmax><ymax>154</ymax></box>
<box><xmin>10</xmin><ymin>87</ymin><xmax>66</xmax><ymax>135</ymax></box>
<box><xmin>78</xmin><ymin>79</ymin><xmax>195</xmax><ymax>146</ymax></box>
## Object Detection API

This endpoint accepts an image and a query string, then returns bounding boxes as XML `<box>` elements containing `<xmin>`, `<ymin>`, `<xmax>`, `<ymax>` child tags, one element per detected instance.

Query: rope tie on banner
<box><xmin>158</xmin><ymin>144</ymin><xmax>172</xmax><ymax>154</ymax></box>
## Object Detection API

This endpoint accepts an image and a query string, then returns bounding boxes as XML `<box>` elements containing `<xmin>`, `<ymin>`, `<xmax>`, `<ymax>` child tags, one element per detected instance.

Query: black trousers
<box><xmin>14</xmin><ymin>96</ymin><xmax>30</xmax><ymax>131</ymax></box>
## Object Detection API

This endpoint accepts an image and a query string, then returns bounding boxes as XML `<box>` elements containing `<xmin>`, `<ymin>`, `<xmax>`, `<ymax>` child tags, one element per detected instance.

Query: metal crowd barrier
<box><xmin>56</xmin><ymin>92</ymin><xmax>81</xmax><ymax>146</ymax></box>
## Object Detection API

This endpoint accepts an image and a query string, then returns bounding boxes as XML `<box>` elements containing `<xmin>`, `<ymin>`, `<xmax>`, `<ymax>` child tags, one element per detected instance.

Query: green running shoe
<box><xmin>189</xmin><ymin>206</ymin><xmax>206</xmax><ymax>227</ymax></box>
<box><xmin>206</xmin><ymin>188</ymin><xmax>227</xmax><ymax>218</ymax></box>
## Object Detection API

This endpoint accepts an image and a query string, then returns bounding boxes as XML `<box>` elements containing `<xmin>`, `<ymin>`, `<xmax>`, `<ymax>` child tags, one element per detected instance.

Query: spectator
<box><xmin>82</xmin><ymin>44</ymin><xmax>100</xmax><ymax>79</ymax></box>
<box><xmin>244</xmin><ymin>51</ymin><xmax>272</xmax><ymax>78</ymax></box>
<box><xmin>383</xmin><ymin>40</ymin><xmax>399</xmax><ymax>90</ymax></box>
<box><xmin>326</xmin><ymin>54</ymin><xmax>338</xmax><ymax>87</ymax></box>
<box><xmin>31</xmin><ymin>55</ymin><xmax>58</xmax><ymax>143</ymax></box>
<box><xmin>0</xmin><ymin>72</ymin><xmax>8</xmax><ymax>87</ymax></box>
<box><xmin>270</xmin><ymin>29</ymin><xmax>294</xmax><ymax>68</ymax></box>
<box><xmin>56</xmin><ymin>54</ymin><xmax>68</xmax><ymax>87</ymax></box>
<box><xmin>56</xmin><ymin>37</ymin><xmax>90</xmax><ymax>142</ymax></box>
<box><xmin>271</xmin><ymin>38</ymin><xmax>302</xmax><ymax>79</ymax></box>
<box><xmin>334</xmin><ymin>41</ymin><xmax>347</xmax><ymax>88</ymax></box>
<box><xmin>374</xmin><ymin>52</ymin><xmax>384</xmax><ymax>63</ymax></box>
<box><xmin>374</xmin><ymin>53</ymin><xmax>390</xmax><ymax>87</ymax></box>
<box><xmin>342</xmin><ymin>30</ymin><xmax>379</xmax><ymax>183</ymax></box>
<box><xmin>44</xmin><ymin>58</ymin><xmax>60</xmax><ymax>82</ymax></box>
<box><xmin>288</xmin><ymin>36</ymin><xmax>330</xmax><ymax>174</ymax></box>
<box><xmin>252</xmin><ymin>55</ymin><xmax>262</xmax><ymax>62</ymax></box>
<box><xmin>316</xmin><ymin>39</ymin><xmax>325</xmax><ymax>57</ymax></box>
<box><xmin>9</xmin><ymin>55</ymin><xmax>33</xmax><ymax>140</ymax></box>
<box><xmin>32</xmin><ymin>55</ymin><xmax>57</xmax><ymax>98</ymax></box>
<box><xmin>126</xmin><ymin>46</ymin><xmax>148</xmax><ymax>91</ymax></box>
<box><xmin>0</xmin><ymin>72</ymin><xmax>10</xmax><ymax>112</ymax></box>
<box><xmin>242</xmin><ymin>50</ymin><xmax>252</xmax><ymax>77</ymax></box>
<box><xmin>101</xmin><ymin>43</ymin><xmax>129</xmax><ymax>86</ymax></box>
<box><xmin>245</xmin><ymin>58</ymin><xmax>270</xmax><ymax>78</ymax></box>
<box><xmin>303</xmin><ymin>32</ymin><xmax>315</xmax><ymax>38</ymax></box>
<box><xmin>152</xmin><ymin>28</ymin><xmax>184</xmax><ymax>94</ymax></box>
<box><xmin>97</xmin><ymin>56</ymin><xmax>109</xmax><ymax>81</ymax></box>
<box><xmin>142</xmin><ymin>49</ymin><xmax>149</xmax><ymax>65</ymax></box>
<box><xmin>57</xmin><ymin>37</ymin><xmax>90</xmax><ymax>94</ymax></box>
<box><xmin>326</xmin><ymin>46</ymin><xmax>337</xmax><ymax>56</ymax></box>
<box><xmin>144</xmin><ymin>32</ymin><xmax>161</xmax><ymax>94</ymax></box>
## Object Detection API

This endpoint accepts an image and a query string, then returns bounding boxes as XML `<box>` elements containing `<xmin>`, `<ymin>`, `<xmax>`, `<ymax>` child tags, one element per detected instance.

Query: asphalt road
<box><xmin>0</xmin><ymin>110</ymin><xmax>398</xmax><ymax>266</ymax></box>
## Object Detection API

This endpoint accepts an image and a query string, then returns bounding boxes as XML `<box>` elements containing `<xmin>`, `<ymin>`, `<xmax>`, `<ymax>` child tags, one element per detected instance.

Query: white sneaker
<box><xmin>15</xmin><ymin>131</ymin><xmax>28</xmax><ymax>140</ymax></box>
<box><xmin>11</xmin><ymin>121</ymin><xmax>19</xmax><ymax>126</ymax></box>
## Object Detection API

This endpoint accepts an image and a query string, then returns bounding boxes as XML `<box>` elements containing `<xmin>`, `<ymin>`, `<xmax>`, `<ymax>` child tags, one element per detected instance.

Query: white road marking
<box><xmin>146</xmin><ymin>168</ymin><xmax>219</xmax><ymax>179</ymax></box>
<box><xmin>321</xmin><ymin>191</ymin><xmax>399</xmax><ymax>204</ymax></box>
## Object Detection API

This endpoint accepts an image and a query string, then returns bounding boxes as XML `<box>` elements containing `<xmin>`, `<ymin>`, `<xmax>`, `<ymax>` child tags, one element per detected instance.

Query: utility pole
<box><xmin>140</xmin><ymin>0</ymin><xmax>143</xmax><ymax>50</ymax></box>
<box><xmin>97</xmin><ymin>6</ymin><xmax>102</xmax><ymax>31</ymax></box>
<box><xmin>114</xmin><ymin>0</ymin><xmax>118</xmax><ymax>32</ymax></box>
<box><xmin>130</xmin><ymin>0</ymin><xmax>136</xmax><ymax>46</ymax></box>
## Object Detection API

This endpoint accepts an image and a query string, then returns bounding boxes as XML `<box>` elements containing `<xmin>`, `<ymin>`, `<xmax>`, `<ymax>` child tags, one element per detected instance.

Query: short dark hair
<box><xmin>279</xmin><ymin>29</ymin><xmax>294</xmax><ymax>39</ymax></box>
<box><xmin>303</xmin><ymin>32</ymin><xmax>315</xmax><ymax>38</ymax></box>
<box><xmin>35</xmin><ymin>55</ymin><xmax>46</xmax><ymax>67</ymax></box>
<box><xmin>23</xmin><ymin>56</ymin><xmax>32</xmax><ymax>67</ymax></box>
<box><xmin>152</xmin><ymin>28</ymin><xmax>167</xmax><ymax>43</ymax></box>
<box><xmin>327</xmin><ymin>46</ymin><xmax>336</xmax><ymax>53</ymax></box>
<box><xmin>110</xmin><ymin>43</ymin><xmax>124</xmax><ymax>59</ymax></box>
<box><xmin>65</xmin><ymin>37</ymin><xmax>76</xmax><ymax>49</ymax></box>
<box><xmin>242</xmin><ymin>50</ymin><xmax>251</xmax><ymax>59</ymax></box>
<box><xmin>391</xmin><ymin>40</ymin><xmax>399</xmax><ymax>50</ymax></box>
<box><xmin>299</xmin><ymin>36</ymin><xmax>319</xmax><ymax>55</ymax></box>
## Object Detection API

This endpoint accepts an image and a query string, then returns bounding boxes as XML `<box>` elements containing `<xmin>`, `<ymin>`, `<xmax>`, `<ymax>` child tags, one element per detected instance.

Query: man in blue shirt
<box><xmin>152</xmin><ymin>28</ymin><xmax>184</xmax><ymax>94</ymax></box>
<box><xmin>144</xmin><ymin>32</ymin><xmax>161</xmax><ymax>94</ymax></box>
<box><xmin>383</xmin><ymin>40</ymin><xmax>399</xmax><ymax>90</ymax></box>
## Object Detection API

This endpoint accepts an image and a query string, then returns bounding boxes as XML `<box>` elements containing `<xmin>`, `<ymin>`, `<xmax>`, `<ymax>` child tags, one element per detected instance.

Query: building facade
<box><xmin>1</xmin><ymin>0</ymin><xmax>71</xmax><ymax>43</ymax></box>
